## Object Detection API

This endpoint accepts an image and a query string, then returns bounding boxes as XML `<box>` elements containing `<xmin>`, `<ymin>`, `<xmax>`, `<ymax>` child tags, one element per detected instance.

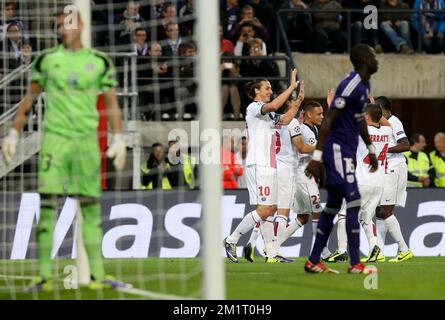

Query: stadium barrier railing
<box><xmin>276</xmin><ymin>8</ymin><xmax>445</xmax><ymax>64</ymax></box>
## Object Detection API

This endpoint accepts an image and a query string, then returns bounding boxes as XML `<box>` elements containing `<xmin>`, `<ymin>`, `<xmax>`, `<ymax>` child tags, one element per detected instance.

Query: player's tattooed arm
<box><xmin>360</xmin><ymin>120</ymin><xmax>378</xmax><ymax>172</ymax></box>
<box><xmin>278</xmin><ymin>79</ymin><xmax>304</xmax><ymax>125</ymax></box>
<box><xmin>12</xmin><ymin>82</ymin><xmax>42</xmax><ymax>132</ymax></box>
<box><xmin>388</xmin><ymin>137</ymin><xmax>410</xmax><ymax>154</ymax></box>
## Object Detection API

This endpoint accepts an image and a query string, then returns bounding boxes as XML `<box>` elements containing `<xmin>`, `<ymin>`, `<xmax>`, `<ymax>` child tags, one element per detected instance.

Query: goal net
<box><xmin>0</xmin><ymin>0</ymin><xmax>223</xmax><ymax>300</ymax></box>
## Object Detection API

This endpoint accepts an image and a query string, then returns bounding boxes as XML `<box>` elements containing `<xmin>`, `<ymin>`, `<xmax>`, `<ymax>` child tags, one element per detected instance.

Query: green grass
<box><xmin>1</xmin><ymin>257</ymin><xmax>445</xmax><ymax>299</ymax></box>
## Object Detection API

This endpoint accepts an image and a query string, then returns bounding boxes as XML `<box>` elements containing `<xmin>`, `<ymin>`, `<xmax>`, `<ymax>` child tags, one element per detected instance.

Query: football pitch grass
<box><xmin>0</xmin><ymin>257</ymin><xmax>444</xmax><ymax>300</ymax></box>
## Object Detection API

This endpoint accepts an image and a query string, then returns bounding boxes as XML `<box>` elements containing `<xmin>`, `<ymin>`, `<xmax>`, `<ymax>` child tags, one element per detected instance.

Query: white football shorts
<box><xmin>358</xmin><ymin>184</ymin><xmax>383</xmax><ymax>224</ymax></box>
<box><xmin>380</xmin><ymin>163</ymin><xmax>408</xmax><ymax>207</ymax></box>
<box><xmin>246</xmin><ymin>165</ymin><xmax>278</xmax><ymax>205</ymax></box>
<box><xmin>292</xmin><ymin>179</ymin><xmax>322</xmax><ymax>215</ymax></box>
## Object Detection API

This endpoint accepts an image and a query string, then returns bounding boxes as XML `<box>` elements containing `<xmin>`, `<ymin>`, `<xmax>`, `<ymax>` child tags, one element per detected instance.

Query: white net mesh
<box><xmin>0</xmin><ymin>0</ymin><xmax>212</xmax><ymax>300</ymax></box>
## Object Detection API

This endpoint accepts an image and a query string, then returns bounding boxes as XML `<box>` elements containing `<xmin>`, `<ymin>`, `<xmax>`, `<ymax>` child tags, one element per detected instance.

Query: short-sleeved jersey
<box><xmin>356</xmin><ymin>125</ymin><xmax>393</xmax><ymax>187</ymax></box>
<box><xmin>276</xmin><ymin>118</ymin><xmax>300</xmax><ymax>170</ymax></box>
<box><xmin>245</xmin><ymin>101</ymin><xmax>280</xmax><ymax>167</ymax></box>
<box><xmin>295</xmin><ymin>123</ymin><xmax>318</xmax><ymax>183</ymax></box>
<box><xmin>323</xmin><ymin>71</ymin><xmax>370</xmax><ymax>157</ymax></box>
<box><xmin>31</xmin><ymin>45</ymin><xmax>117</xmax><ymax>138</ymax></box>
<box><xmin>386</xmin><ymin>115</ymin><xmax>408</xmax><ymax>170</ymax></box>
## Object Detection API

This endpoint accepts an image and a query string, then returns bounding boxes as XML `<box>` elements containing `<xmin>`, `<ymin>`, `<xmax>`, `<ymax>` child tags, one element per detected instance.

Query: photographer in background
<box><xmin>234</xmin><ymin>21</ymin><xmax>267</xmax><ymax>56</ymax></box>
<box><xmin>141</xmin><ymin>143</ymin><xmax>172</xmax><ymax>190</ymax></box>
<box><xmin>221</xmin><ymin>52</ymin><xmax>241</xmax><ymax>120</ymax></box>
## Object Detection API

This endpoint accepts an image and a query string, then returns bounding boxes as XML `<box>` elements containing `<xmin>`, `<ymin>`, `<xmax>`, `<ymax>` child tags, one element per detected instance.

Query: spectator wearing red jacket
<box><xmin>221</xmin><ymin>136</ymin><xmax>244</xmax><ymax>189</ymax></box>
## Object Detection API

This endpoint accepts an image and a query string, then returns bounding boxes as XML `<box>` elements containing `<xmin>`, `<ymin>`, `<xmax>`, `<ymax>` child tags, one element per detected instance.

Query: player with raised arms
<box><xmin>223</xmin><ymin>69</ymin><xmax>304</xmax><ymax>263</ymax></box>
<box><xmin>304</xmin><ymin>44</ymin><xmax>379</xmax><ymax>274</ymax></box>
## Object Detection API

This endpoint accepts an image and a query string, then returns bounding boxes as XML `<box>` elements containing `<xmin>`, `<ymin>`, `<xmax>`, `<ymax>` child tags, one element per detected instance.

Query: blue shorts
<box><xmin>323</xmin><ymin>142</ymin><xmax>361</xmax><ymax>210</ymax></box>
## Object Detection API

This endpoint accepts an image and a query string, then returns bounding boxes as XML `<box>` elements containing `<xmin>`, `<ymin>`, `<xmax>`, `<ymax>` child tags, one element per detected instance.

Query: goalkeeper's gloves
<box><xmin>106</xmin><ymin>133</ymin><xmax>126</xmax><ymax>171</ymax></box>
<box><xmin>2</xmin><ymin>128</ymin><xmax>19</xmax><ymax>164</ymax></box>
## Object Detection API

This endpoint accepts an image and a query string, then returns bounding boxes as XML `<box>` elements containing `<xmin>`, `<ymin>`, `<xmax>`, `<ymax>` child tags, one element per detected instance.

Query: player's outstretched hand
<box><xmin>297</xmin><ymin>79</ymin><xmax>305</xmax><ymax>102</ymax></box>
<box><xmin>368</xmin><ymin>153</ymin><xmax>378</xmax><ymax>173</ymax></box>
<box><xmin>290</xmin><ymin>68</ymin><xmax>298</xmax><ymax>89</ymax></box>
<box><xmin>106</xmin><ymin>133</ymin><xmax>126</xmax><ymax>171</ymax></box>
<box><xmin>326</xmin><ymin>88</ymin><xmax>335</xmax><ymax>107</ymax></box>
<box><xmin>305</xmin><ymin>160</ymin><xmax>324</xmax><ymax>186</ymax></box>
<box><xmin>2</xmin><ymin>128</ymin><xmax>19</xmax><ymax>165</ymax></box>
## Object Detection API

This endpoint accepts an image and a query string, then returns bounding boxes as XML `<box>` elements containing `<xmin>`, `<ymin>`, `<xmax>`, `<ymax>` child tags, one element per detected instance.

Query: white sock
<box><xmin>248</xmin><ymin>221</ymin><xmax>261</xmax><ymax>247</ymax></box>
<box><xmin>360</xmin><ymin>219</ymin><xmax>378</xmax><ymax>249</ymax></box>
<box><xmin>311</xmin><ymin>219</ymin><xmax>318</xmax><ymax>238</ymax></box>
<box><xmin>280</xmin><ymin>217</ymin><xmax>303</xmax><ymax>246</ymax></box>
<box><xmin>271</xmin><ymin>215</ymin><xmax>288</xmax><ymax>257</ymax></box>
<box><xmin>385</xmin><ymin>215</ymin><xmax>409</xmax><ymax>252</ymax></box>
<box><xmin>337</xmin><ymin>214</ymin><xmax>347</xmax><ymax>253</ymax></box>
<box><xmin>376</xmin><ymin>218</ymin><xmax>387</xmax><ymax>251</ymax></box>
<box><xmin>261</xmin><ymin>215</ymin><xmax>275</xmax><ymax>257</ymax></box>
<box><xmin>321</xmin><ymin>246</ymin><xmax>332</xmax><ymax>259</ymax></box>
<box><xmin>226</xmin><ymin>210</ymin><xmax>261</xmax><ymax>244</ymax></box>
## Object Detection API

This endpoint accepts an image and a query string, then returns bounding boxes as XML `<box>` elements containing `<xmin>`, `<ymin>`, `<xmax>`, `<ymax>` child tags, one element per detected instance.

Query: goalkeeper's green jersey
<box><xmin>31</xmin><ymin>45</ymin><xmax>117</xmax><ymax>138</ymax></box>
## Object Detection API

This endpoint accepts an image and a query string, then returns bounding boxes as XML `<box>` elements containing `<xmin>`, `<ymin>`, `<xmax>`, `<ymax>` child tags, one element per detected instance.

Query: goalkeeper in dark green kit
<box><xmin>2</xmin><ymin>11</ymin><xmax>128</xmax><ymax>292</ymax></box>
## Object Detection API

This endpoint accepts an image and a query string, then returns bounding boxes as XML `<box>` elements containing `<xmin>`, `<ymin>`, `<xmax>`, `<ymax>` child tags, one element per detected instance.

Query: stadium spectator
<box><xmin>380</xmin><ymin>0</ymin><xmax>414</xmax><ymax>53</ymax></box>
<box><xmin>141</xmin><ymin>0</ymin><xmax>164</xmax><ymax>21</ymax></box>
<box><xmin>162</xmin><ymin>22</ymin><xmax>183</xmax><ymax>56</ymax></box>
<box><xmin>240</xmin><ymin>38</ymin><xmax>281</xmax><ymax>92</ymax></box>
<box><xmin>0</xmin><ymin>22</ymin><xmax>22</xmax><ymax>72</ymax></box>
<box><xmin>412</xmin><ymin>0</ymin><xmax>445</xmax><ymax>53</ymax></box>
<box><xmin>179</xmin><ymin>0</ymin><xmax>196</xmax><ymax>37</ymax></box>
<box><xmin>221</xmin><ymin>136</ymin><xmax>244</xmax><ymax>189</ymax></box>
<box><xmin>249</xmin><ymin>0</ymin><xmax>275</xmax><ymax>47</ymax></box>
<box><xmin>115</xmin><ymin>0</ymin><xmax>146</xmax><ymax>47</ymax></box>
<box><xmin>310</xmin><ymin>0</ymin><xmax>347</xmax><ymax>53</ymax></box>
<box><xmin>279</xmin><ymin>0</ymin><xmax>313</xmax><ymax>52</ymax></box>
<box><xmin>0</xmin><ymin>1</ymin><xmax>27</xmax><ymax>42</ymax></box>
<box><xmin>342</xmin><ymin>0</ymin><xmax>381</xmax><ymax>52</ymax></box>
<box><xmin>133</xmin><ymin>27</ymin><xmax>149</xmax><ymax>56</ymax></box>
<box><xmin>20</xmin><ymin>40</ymin><xmax>32</xmax><ymax>66</ymax></box>
<box><xmin>221</xmin><ymin>0</ymin><xmax>240</xmax><ymax>37</ymax></box>
<box><xmin>430</xmin><ymin>132</ymin><xmax>445</xmax><ymax>187</ymax></box>
<box><xmin>228</xmin><ymin>5</ymin><xmax>270</xmax><ymax>46</ymax></box>
<box><xmin>177</xmin><ymin>42</ymin><xmax>197</xmax><ymax>120</ymax></box>
<box><xmin>404</xmin><ymin>133</ymin><xmax>431</xmax><ymax>187</ymax></box>
<box><xmin>167</xmin><ymin>138</ymin><xmax>199</xmax><ymax>189</ymax></box>
<box><xmin>234</xmin><ymin>21</ymin><xmax>267</xmax><ymax>56</ymax></box>
<box><xmin>139</xmin><ymin>42</ymin><xmax>170</xmax><ymax>120</ymax></box>
<box><xmin>221</xmin><ymin>52</ymin><xmax>241</xmax><ymax>120</ymax></box>
<box><xmin>141</xmin><ymin>143</ymin><xmax>173</xmax><ymax>189</ymax></box>
<box><xmin>157</xmin><ymin>2</ymin><xmax>182</xmax><ymax>41</ymax></box>
<box><xmin>220</xmin><ymin>24</ymin><xmax>235</xmax><ymax>53</ymax></box>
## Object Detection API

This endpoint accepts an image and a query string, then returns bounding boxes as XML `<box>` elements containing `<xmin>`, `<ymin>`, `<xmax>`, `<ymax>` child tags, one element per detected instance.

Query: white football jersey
<box><xmin>276</xmin><ymin>118</ymin><xmax>300</xmax><ymax>170</ymax></box>
<box><xmin>245</xmin><ymin>101</ymin><xmax>280</xmax><ymax>167</ymax></box>
<box><xmin>356</xmin><ymin>125</ymin><xmax>393</xmax><ymax>187</ymax></box>
<box><xmin>387</xmin><ymin>115</ymin><xmax>407</xmax><ymax>170</ymax></box>
<box><xmin>295</xmin><ymin>123</ymin><xmax>318</xmax><ymax>183</ymax></box>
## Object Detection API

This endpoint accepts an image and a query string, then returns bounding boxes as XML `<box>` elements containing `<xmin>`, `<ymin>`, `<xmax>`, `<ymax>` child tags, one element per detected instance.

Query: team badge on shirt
<box><xmin>334</xmin><ymin>97</ymin><xmax>346</xmax><ymax>109</ymax></box>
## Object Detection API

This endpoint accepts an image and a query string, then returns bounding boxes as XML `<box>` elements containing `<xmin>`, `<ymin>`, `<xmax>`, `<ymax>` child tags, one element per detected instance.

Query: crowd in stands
<box><xmin>1</xmin><ymin>0</ymin><xmax>444</xmax><ymax>119</ymax></box>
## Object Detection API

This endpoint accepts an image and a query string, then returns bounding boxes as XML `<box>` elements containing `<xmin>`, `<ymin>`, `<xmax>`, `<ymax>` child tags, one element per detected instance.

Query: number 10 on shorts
<box><xmin>259</xmin><ymin>186</ymin><xmax>271</xmax><ymax>196</ymax></box>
